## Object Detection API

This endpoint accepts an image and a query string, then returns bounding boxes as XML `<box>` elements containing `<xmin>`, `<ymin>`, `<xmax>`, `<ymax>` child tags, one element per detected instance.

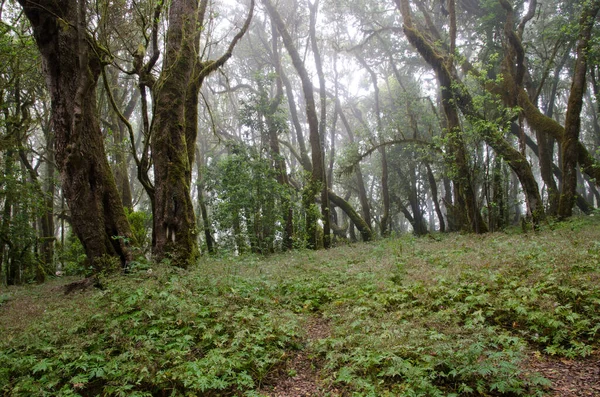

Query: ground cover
<box><xmin>1</xmin><ymin>217</ymin><xmax>599</xmax><ymax>396</ymax></box>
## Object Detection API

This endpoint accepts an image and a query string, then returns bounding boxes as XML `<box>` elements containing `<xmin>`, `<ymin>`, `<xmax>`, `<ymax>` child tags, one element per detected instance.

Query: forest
<box><xmin>1</xmin><ymin>0</ymin><xmax>600</xmax><ymax>275</ymax></box>
<box><xmin>1</xmin><ymin>0</ymin><xmax>600</xmax><ymax>395</ymax></box>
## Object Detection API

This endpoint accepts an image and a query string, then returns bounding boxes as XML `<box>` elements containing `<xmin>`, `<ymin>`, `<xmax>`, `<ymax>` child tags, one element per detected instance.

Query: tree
<box><xmin>17</xmin><ymin>0</ymin><xmax>132</xmax><ymax>271</ymax></box>
<box><xmin>395</xmin><ymin>0</ymin><xmax>489</xmax><ymax>232</ymax></box>
<box><xmin>149</xmin><ymin>0</ymin><xmax>202</xmax><ymax>267</ymax></box>
<box><xmin>1</xmin><ymin>11</ymin><xmax>55</xmax><ymax>283</ymax></box>
<box><xmin>556</xmin><ymin>0</ymin><xmax>600</xmax><ymax>218</ymax></box>
<box><xmin>149</xmin><ymin>0</ymin><xmax>252</xmax><ymax>267</ymax></box>
<box><xmin>263</xmin><ymin>0</ymin><xmax>329</xmax><ymax>249</ymax></box>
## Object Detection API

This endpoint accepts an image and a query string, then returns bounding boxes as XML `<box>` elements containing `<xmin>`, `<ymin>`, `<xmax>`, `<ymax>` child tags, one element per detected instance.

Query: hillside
<box><xmin>1</xmin><ymin>217</ymin><xmax>600</xmax><ymax>396</ymax></box>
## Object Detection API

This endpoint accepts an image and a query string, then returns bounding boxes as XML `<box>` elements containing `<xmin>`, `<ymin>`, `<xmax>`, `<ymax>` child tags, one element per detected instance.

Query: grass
<box><xmin>1</xmin><ymin>216</ymin><xmax>599</xmax><ymax>396</ymax></box>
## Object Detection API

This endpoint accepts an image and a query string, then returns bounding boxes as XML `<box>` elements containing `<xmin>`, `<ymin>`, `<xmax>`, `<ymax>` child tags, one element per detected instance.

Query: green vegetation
<box><xmin>206</xmin><ymin>143</ymin><xmax>293</xmax><ymax>254</ymax></box>
<box><xmin>1</xmin><ymin>217</ymin><xmax>599</xmax><ymax>396</ymax></box>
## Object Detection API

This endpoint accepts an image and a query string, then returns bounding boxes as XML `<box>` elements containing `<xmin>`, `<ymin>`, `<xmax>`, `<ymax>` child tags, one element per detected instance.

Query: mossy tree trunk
<box><xmin>328</xmin><ymin>190</ymin><xmax>373</xmax><ymax>241</ymax></box>
<box><xmin>398</xmin><ymin>0</ymin><xmax>546</xmax><ymax>228</ymax></box>
<box><xmin>557</xmin><ymin>0</ymin><xmax>600</xmax><ymax>218</ymax></box>
<box><xmin>396</xmin><ymin>0</ymin><xmax>488</xmax><ymax>233</ymax></box>
<box><xmin>18</xmin><ymin>0</ymin><xmax>132</xmax><ymax>271</ymax></box>
<box><xmin>151</xmin><ymin>0</ymin><xmax>200</xmax><ymax>268</ymax></box>
<box><xmin>151</xmin><ymin>0</ymin><xmax>252</xmax><ymax>266</ymax></box>
<box><xmin>264</xmin><ymin>0</ymin><xmax>327</xmax><ymax>249</ymax></box>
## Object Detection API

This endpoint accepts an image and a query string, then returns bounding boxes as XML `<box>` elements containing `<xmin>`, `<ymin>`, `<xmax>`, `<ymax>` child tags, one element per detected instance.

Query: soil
<box><xmin>259</xmin><ymin>316</ymin><xmax>342</xmax><ymax>397</ymax></box>
<box><xmin>525</xmin><ymin>352</ymin><xmax>600</xmax><ymax>396</ymax></box>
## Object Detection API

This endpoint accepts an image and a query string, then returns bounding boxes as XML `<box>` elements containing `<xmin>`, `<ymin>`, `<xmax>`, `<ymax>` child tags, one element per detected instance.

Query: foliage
<box><xmin>0</xmin><ymin>154</ymin><xmax>46</xmax><ymax>284</ymax></box>
<box><xmin>0</xmin><ymin>9</ymin><xmax>48</xmax><ymax>284</ymax></box>
<box><xmin>0</xmin><ymin>266</ymin><xmax>301</xmax><ymax>396</ymax></box>
<box><xmin>124</xmin><ymin>208</ymin><xmax>151</xmax><ymax>252</ymax></box>
<box><xmin>1</xmin><ymin>217</ymin><xmax>599</xmax><ymax>395</ymax></box>
<box><xmin>56</xmin><ymin>233</ymin><xmax>89</xmax><ymax>277</ymax></box>
<box><xmin>206</xmin><ymin>143</ymin><xmax>293</xmax><ymax>254</ymax></box>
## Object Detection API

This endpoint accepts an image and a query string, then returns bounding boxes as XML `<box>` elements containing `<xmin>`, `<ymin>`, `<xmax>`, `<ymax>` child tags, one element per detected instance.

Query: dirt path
<box><xmin>259</xmin><ymin>316</ymin><xmax>340</xmax><ymax>397</ymax></box>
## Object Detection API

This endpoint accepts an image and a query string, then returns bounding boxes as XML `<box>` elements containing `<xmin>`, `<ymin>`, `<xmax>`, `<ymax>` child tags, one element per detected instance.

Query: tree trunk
<box><xmin>426</xmin><ymin>163</ymin><xmax>445</xmax><ymax>232</ymax></box>
<box><xmin>281</xmin><ymin>70</ymin><xmax>312</xmax><ymax>171</ymax></box>
<box><xmin>535</xmin><ymin>127</ymin><xmax>559</xmax><ymax>216</ymax></box>
<box><xmin>397</xmin><ymin>167</ymin><xmax>429</xmax><ymax>236</ymax></box>
<box><xmin>380</xmin><ymin>147</ymin><xmax>391</xmax><ymax>236</ymax></box>
<box><xmin>309</xmin><ymin>0</ymin><xmax>331</xmax><ymax>248</ymax></box>
<box><xmin>335</xmin><ymin>97</ymin><xmax>372</xmax><ymax>229</ymax></box>
<box><xmin>536</xmin><ymin>50</ymin><xmax>569</xmax><ymax>216</ymax></box>
<box><xmin>195</xmin><ymin>147</ymin><xmax>215</xmax><ymax>254</ymax></box>
<box><xmin>490</xmin><ymin>157</ymin><xmax>506</xmax><ymax>231</ymax></box>
<box><xmin>151</xmin><ymin>0</ymin><xmax>199</xmax><ymax>268</ymax></box>
<box><xmin>19</xmin><ymin>0</ymin><xmax>132</xmax><ymax>270</ymax></box>
<box><xmin>264</xmin><ymin>0</ymin><xmax>327</xmax><ymax>249</ymax></box>
<box><xmin>328</xmin><ymin>190</ymin><xmax>373</xmax><ymax>241</ymax></box>
<box><xmin>558</xmin><ymin>0</ymin><xmax>600</xmax><ymax>218</ymax></box>
<box><xmin>0</xmin><ymin>151</ymin><xmax>15</xmax><ymax>285</ymax></box>
<box><xmin>112</xmin><ymin>103</ymin><xmax>136</xmax><ymax>210</ymax></box>
<box><xmin>270</xmin><ymin>24</ymin><xmax>294</xmax><ymax>250</ymax></box>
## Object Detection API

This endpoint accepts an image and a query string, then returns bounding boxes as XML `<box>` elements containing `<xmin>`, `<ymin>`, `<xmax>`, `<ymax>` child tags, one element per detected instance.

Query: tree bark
<box><xmin>426</xmin><ymin>163</ymin><xmax>445</xmax><ymax>232</ymax></box>
<box><xmin>18</xmin><ymin>0</ymin><xmax>132</xmax><ymax>270</ymax></box>
<box><xmin>151</xmin><ymin>0</ymin><xmax>199</xmax><ymax>268</ymax></box>
<box><xmin>557</xmin><ymin>0</ymin><xmax>600</xmax><ymax>218</ymax></box>
<box><xmin>264</xmin><ymin>0</ymin><xmax>327</xmax><ymax>249</ymax></box>
<box><xmin>328</xmin><ymin>190</ymin><xmax>373</xmax><ymax>241</ymax></box>
<box><xmin>309</xmin><ymin>0</ymin><xmax>331</xmax><ymax>248</ymax></box>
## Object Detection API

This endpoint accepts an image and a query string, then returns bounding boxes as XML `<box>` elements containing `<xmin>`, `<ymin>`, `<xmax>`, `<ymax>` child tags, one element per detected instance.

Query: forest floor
<box><xmin>1</xmin><ymin>216</ymin><xmax>600</xmax><ymax>396</ymax></box>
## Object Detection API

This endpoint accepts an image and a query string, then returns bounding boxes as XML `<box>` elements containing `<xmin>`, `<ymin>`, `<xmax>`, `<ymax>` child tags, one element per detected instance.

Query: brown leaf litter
<box><xmin>524</xmin><ymin>352</ymin><xmax>600</xmax><ymax>396</ymax></box>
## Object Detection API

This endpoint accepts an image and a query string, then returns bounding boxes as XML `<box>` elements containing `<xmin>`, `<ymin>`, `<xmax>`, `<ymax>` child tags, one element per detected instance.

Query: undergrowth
<box><xmin>1</xmin><ymin>216</ymin><xmax>599</xmax><ymax>396</ymax></box>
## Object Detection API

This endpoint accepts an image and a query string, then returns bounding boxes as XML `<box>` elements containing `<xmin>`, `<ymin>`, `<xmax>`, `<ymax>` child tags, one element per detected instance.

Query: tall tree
<box><xmin>556</xmin><ymin>0</ymin><xmax>600</xmax><ymax>218</ymax></box>
<box><xmin>396</xmin><ymin>0</ymin><xmax>489</xmax><ymax>232</ymax></box>
<box><xmin>263</xmin><ymin>0</ymin><xmax>328</xmax><ymax>249</ymax></box>
<box><xmin>18</xmin><ymin>0</ymin><xmax>132</xmax><ymax>270</ymax></box>
<box><xmin>149</xmin><ymin>0</ymin><xmax>201</xmax><ymax>267</ymax></box>
<box><xmin>151</xmin><ymin>0</ymin><xmax>253</xmax><ymax>267</ymax></box>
